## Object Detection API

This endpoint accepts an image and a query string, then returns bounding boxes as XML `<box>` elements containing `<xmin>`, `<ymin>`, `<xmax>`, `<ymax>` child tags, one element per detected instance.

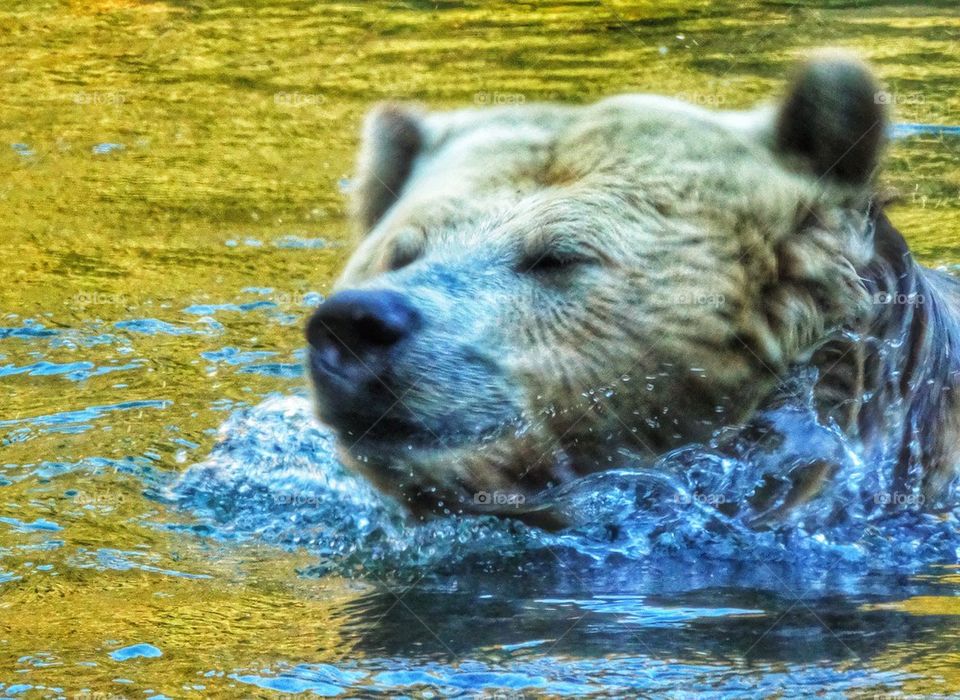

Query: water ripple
<box><xmin>0</xmin><ymin>400</ymin><xmax>172</xmax><ymax>432</ymax></box>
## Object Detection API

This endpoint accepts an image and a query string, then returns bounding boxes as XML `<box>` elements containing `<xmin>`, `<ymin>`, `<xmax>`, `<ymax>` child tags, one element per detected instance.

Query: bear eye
<box><xmin>388</xmin><ymin>244</ymin><xmax>421</xmax><ymax>271</ymax></box>
<box><xmin>386</xmin><ymin>228</ymin><xmax>425</xmax><ymax>271</ymax></box>
<box><xmin>520</xmin><ymin>248</ymin><xmax>598</xmax><ymax>274</ymax></box>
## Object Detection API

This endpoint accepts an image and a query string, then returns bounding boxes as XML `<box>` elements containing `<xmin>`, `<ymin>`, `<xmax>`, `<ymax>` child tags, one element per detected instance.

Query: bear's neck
<box><xmin>811</xmin><ymin>209</ymin><xmax>960</xmax><ymax>502</ymax></box>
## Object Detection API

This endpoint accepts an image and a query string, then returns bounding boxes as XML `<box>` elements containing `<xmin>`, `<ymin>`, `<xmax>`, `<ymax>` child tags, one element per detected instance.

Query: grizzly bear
<box><xmin>304</xmin><ymin>52</ymin><xmax>960</xmax><ymax>528</ymax></box>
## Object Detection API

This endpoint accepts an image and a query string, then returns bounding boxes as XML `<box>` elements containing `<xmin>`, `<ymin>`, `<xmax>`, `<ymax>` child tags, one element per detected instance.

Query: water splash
<box><xmin>167</xmin><ymin>374</ymin><xmax>960</xmax><ymax>596</ymax></box>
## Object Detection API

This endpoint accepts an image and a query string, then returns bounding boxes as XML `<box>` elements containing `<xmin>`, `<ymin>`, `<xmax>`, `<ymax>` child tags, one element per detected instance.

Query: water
<box><xmin>2</xmin><ymin>1</ymin><xmax>960</xmax><ymax>697</ymax></box>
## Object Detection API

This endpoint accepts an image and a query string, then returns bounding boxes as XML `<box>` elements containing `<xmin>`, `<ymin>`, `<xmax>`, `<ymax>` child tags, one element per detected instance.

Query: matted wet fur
<box><xmin>304</xmin><ymin>51</ymin><xmax>960</xmax><ymax>528</ymax></box>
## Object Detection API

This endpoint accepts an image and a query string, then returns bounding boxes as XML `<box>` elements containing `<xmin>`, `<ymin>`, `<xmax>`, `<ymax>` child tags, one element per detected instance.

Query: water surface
<box><xmin>2</xmin><ymin>1</ymin><xmax>960</xmax><ymax>697</ymax></box>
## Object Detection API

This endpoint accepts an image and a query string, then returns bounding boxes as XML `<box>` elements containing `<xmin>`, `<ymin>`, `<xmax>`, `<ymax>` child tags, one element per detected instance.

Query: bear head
<box><xmin>305</xmin><ymin>52</ymin><xmax>887</xmax><ymax>526</ymax></box>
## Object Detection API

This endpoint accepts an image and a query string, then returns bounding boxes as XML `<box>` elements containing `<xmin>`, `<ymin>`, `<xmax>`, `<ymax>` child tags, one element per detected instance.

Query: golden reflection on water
<box><xmin>1</xmin><ymin>548</ymin><xmax>362</xmax><ymax>692</ymax></box>
<box><xmin>1</xmin><ymin>0</ymin><xmax>959</xmax><ymax>695</ymax></box>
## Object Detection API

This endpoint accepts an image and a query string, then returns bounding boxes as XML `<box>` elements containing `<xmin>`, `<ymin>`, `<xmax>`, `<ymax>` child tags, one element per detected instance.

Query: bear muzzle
<box><xmin>305</xmin><ymin>289</ymin><xmax>423</xmax><ymax>436</ymax></box>
<box><xmin>305</xmin><ymin>289</ymin><xmax>420</xmax><ymax>366</ymax></box>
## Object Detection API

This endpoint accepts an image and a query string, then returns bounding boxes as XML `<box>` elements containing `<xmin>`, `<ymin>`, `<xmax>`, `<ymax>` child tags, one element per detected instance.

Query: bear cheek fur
<box><xmin>506</xmin><ymin>299</ymin><xmax>772</xmax><ymax>469</ymax></box>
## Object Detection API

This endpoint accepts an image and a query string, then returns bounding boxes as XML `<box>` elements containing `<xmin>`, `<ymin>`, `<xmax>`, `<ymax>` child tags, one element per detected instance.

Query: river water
<box><xmin>2</xmin><ymin>1</ymin><xmax>960</xmax><ymax>697</ymax></box>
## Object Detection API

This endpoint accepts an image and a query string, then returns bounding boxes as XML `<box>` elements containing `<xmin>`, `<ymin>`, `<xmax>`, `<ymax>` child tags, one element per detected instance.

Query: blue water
<box><xmin>109</xmin><ymin>643</ymin><xmax>163</xmax><ymax>662</ymax></box>
<box><xmin>159</xmin><ymin>380</ymin><xmax>960</xmax><ymax>696</ymax></box>
<box><xmin>892</xmin><ymin>123</ymin><xmax>960</xmax><ymax>139</ymax></box>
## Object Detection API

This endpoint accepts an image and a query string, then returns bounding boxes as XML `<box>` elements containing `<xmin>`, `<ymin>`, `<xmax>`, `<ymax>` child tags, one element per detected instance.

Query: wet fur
<box><xmin>813</xmin><ymin>210</ymin><xmax>960</xmax><ymax>505</ymax></box>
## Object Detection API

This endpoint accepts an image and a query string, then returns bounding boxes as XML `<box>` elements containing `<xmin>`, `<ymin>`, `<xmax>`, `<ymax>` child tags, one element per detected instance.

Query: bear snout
<box><xmin>305</xmin><ymin>288</ymin><xmax>421</xmax><ymax>405</ymax></box>
<box><xmin>306</xmin><ymin>288</ymin><xmax>420</xmax><ymax>360</ymax></box>
<box><xmin>305</xmin><ymin>286</ymin><xmax>523</xmax><ymax>452</ymax></box>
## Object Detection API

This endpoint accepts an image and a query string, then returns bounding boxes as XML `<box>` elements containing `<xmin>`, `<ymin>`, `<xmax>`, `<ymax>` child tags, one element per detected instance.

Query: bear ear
<box><xmin>774</xmin><ymin>51</ymin><xmax>887</xmax><ymax>186</ymax></box>
<box><xmin>350</xmin><ymin>103</ymin><xmax>424</xmax><ymax>233</ymax></box>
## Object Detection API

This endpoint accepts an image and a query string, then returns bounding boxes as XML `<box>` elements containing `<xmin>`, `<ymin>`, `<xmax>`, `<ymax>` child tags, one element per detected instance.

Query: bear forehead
<box><xmin>362</xmin><ymin>97</ymin><xmax>808</xmax><ymax>261</ymax></box>
<box><xmin>336</xmin><ymin>92</ymin><xmax>857</xmax><ymax>296</ymax></box>
<box><xmin>418</xmin><ymin>96</ymin><xmax>778</xmax><ymax>180</ymax></box>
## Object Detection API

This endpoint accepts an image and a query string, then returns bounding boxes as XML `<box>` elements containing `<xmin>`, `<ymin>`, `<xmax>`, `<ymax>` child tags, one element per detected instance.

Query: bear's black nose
<box><xmin>305</xmin><ymin>289</ymin><xmax>420</xmax><ymax>376</ymax></box>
